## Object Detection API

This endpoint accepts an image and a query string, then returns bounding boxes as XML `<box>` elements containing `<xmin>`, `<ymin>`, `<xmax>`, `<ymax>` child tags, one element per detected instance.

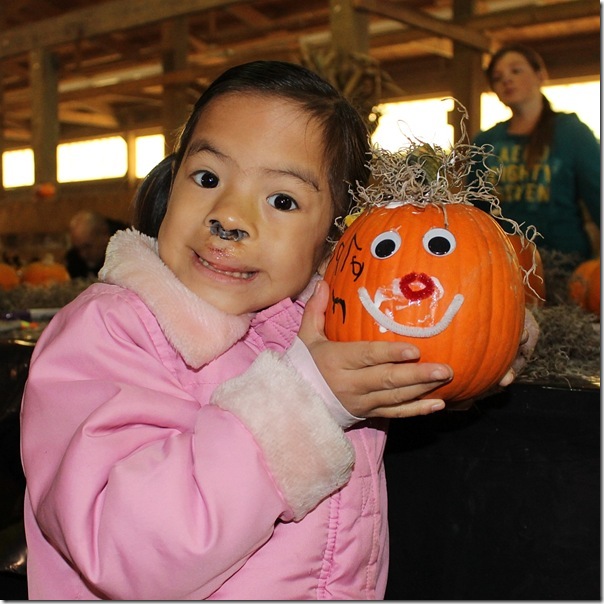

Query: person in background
<box><xmin>65</xmin><ymin>210</ymin><xmax>127</xmax><ymax>278</ymax></box>
<box><xmin>468</xmin><ymin>43</ymin><xmax>600</xmax><ymax>262</ymax></box>
<box><xmin>21</xmin><ymin>60</ymin><xmax>528</xmax><ymax>600</ymax></box>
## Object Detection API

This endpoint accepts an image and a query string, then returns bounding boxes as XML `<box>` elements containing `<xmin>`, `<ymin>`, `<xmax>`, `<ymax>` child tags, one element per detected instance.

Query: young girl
<box><xmin>469</xmin><ymin>44</ymin><xmax>600</xmax><ymax>261</ymax></box>
<box><xmin>21</xmin><ymin>60</ymin><xmax>509</xmax><ymax>600</ymax></box>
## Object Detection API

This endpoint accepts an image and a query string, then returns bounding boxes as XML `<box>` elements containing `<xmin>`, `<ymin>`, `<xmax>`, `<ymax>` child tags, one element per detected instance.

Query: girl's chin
<box><xmin>192</xmin><ymin>289</ymin><xmax>253</xmax><ymax>315</ymax></box>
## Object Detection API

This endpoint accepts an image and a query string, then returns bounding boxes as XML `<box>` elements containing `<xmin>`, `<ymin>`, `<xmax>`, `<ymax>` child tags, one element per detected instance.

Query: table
<box><xmin>384</xmin><ymin>382</ymin><xmax>600</xmax><ymax>600</ymax></box>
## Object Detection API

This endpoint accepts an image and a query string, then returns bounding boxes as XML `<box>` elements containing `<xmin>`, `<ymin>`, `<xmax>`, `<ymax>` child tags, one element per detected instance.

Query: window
<box><xmin>1</xmin><ymin>82</ymin><xmax>598</xmax><ymax>188</ymax></box>
<box><xmin>373</xmin><ymin>81</ymin><xmax>600</xmax><ymax>151</ymax></box>
<box><xmin>135</xmin><ymin>134</ymin><xmax>165</xmax><ymax>179</ymax></box>
<box><xmin>58</xmin><ymin>136</ymin><xmax>127</xmax><ymax>182</ymax></box>
<box><xmin>2</xmin><ymin>149</ymin><xmax>35</xmax><ymax>188</ymax></box>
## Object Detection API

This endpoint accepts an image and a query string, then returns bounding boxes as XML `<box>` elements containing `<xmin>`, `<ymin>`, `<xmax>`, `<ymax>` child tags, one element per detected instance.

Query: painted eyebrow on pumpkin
<box><xmin>185</xmin><ymin>137</ymin><xmax>320</xmax><ymax>192</ymax></box>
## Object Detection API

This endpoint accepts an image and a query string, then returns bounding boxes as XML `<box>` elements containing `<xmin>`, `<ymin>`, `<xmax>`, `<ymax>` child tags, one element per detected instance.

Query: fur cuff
<box><xmin>210</xmin><ymin>350</ymin><xmax>355</xmax><ymax>520</ymax></box>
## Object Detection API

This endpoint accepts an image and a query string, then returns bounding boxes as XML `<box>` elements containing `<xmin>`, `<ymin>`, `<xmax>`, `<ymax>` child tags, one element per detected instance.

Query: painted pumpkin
<box><xmin>507</xmin><ymin>234</ymin><xmax>546</xmax><ymax>307</ymax></box>
<box><xmin>568</xmin><ymin>258</ymin><xmax>600</xmax><ymax>316</ymax></box>
<box><xmin>0</xmin><ymin>263</ymin><xmax>20</xmax><ymax>290</ymax></box>
<box><xmin>21</xmin><ymin>256</ymin><xmax>70</xmax><ymax>286</ymax></box>
<box><xmin>324</xmin><ymin>203</ymin><xmax>526</xmax><ymax>403</ymax></box>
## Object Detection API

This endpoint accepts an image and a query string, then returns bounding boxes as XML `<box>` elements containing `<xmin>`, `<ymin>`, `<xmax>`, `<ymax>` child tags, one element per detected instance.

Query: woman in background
<box><xmin>469</xmin><ymin>44</ymin><xmax>600</xmax><ymax>262</ymax></box>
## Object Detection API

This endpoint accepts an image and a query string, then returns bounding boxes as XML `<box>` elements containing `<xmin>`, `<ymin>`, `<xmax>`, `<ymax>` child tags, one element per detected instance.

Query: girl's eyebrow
<box><xmin>186</xmin><ymin>138</ymin><xmax>227</xmax><ymax>160</ymax></box>
<box><xmin>186</xmin><ymin>137</ymin><xmax>321</xmax><ymax>192</ymax></box>
<box><xmin>263</xmin><ymin>167</ymin><xmax>320</xmax><ymax>192</ymax></box>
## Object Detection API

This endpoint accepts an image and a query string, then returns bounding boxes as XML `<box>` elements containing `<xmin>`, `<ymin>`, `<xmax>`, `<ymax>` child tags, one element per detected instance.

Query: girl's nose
<box><xmin>205</xmin><ymin>189</ymin><xmax>256</xmax><ymax>241</ymax></box>
<box><xmin>209</xmin><ymin>220</ymin><xmax>248</xmax><ymax>242</ymax></box>
<box><xmin>399</xmin><ymin>272</ymin><xmax>436</xmax><ymax>301</ymax></box>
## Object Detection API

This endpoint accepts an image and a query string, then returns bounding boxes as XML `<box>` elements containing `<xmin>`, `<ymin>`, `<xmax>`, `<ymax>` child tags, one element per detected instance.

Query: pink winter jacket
<box><xmin>21</xmin><ymin>229</ymin><xmax>390</xmax><ymax>600</ymax></box>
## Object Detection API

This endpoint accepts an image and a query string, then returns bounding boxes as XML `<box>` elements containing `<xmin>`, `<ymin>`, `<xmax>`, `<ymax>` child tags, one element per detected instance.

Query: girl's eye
<box><xmin>422</xmin><ymin>228</ymin><xmax>456</xmax><ymax>256</ymax></box>
<box><xmin>192</xmin><ymin>170</ymin><xmax>219</xmax><ymax>189</ymax></box>
<box><xmin>267</xmin><ymin>193</ymin><xmax>298</xmax><ymax>211</ymax></box>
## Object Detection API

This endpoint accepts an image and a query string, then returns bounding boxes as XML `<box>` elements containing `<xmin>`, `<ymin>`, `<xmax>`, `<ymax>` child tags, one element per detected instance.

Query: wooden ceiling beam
<box><xmin>198</xmin><ymin>7</ymin><xmax>329</xmax><ymax>45</ymax></box>
<box><xmin>363</xmin><ymin>0</ymin><xmax>599</xmax><ymax>56</ymax></box>
<box><xmin>226</xmin><ymin>5</ymin><xmax>273</xmax><ymax>28</ymax></box>
<box><xmin>58</xmin><ymin>108</ymin><xmax>120</xmax><ymax>129</ymax></box>
<box><xmin>464</xmin><ymin>0</ymin><xmax>599</xmax><ymax>30</ymax></box>
<box><xmin>0</xmin><ymin>0</ymin><xmax>248</xmax><ymax>59</ymax></box>
<box><xmin>3</xmin><ymin>67</ymin><xmax>204</xmax><ymax>111</ymax></box>
<box><xmin>353</xmin><ymin>0</ymin><xmax>493</xmax><ymax>52</ymax></box>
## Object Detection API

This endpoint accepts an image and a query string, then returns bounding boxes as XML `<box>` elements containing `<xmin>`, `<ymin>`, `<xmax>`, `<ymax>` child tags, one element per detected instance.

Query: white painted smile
<box><xmin>357</xmin><ymin>287</ymin><xmax>464</xmax><ymax>338</ymax></box>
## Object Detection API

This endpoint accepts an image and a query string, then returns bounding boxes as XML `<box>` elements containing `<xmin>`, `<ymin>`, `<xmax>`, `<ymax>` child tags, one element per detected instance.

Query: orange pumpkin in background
<box><xmin>507</xmin><ymin>234</ymin><xmax>546</xmax><ymax>307</ymax></box>
<box><xmin>568</xmin><ymin>258</ymin><xmax>600</xmax><ymax>316</ymax></box>
<box><xmin>0</xmin><ymin>263</ymin><xmax>20</xmax><ymax>290</ymax></box>
<box><xmin>34</xmin><ymin>182</ymin><xmax>57</xmax><ymax>199</ymax></box>
<box><xmin>324</xmin><ymin>203</ymin><xmax>525</xmax><ymax>404</ymax></box>
<box><xmin>21</xmin><ymin>256</ymin><xmax>70</xmax><ymax>286</ymax></box>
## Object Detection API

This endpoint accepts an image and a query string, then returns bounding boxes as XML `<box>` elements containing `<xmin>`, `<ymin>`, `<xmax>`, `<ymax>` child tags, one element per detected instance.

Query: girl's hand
<box><xmin>498</xmin><ymin>307</ymin><xmax>540</xmax><ymax>387</ymax></box>
<box><xmin>298</xmin><ymin>280</ymin><xmax>453</xmax><ymax>419</ymax></box>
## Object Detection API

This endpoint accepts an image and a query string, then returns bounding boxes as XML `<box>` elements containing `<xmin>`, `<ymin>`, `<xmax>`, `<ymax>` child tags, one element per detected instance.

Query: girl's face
<box><xmin>157</xmin><ymin>93</ymin><xmax>334</xmax><ymax>315</ymax></box>
<box><xmin>490</xmin><ymin>51</ymin><xmax>544</xmax><ymax>108</ymax></box>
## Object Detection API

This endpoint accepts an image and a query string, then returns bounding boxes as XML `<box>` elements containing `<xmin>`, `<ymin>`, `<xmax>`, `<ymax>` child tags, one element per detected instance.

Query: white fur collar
<box><xmin>99</xmin><ymin>229</ymin><xmax>251</xmax><ymax>368</ymax></box>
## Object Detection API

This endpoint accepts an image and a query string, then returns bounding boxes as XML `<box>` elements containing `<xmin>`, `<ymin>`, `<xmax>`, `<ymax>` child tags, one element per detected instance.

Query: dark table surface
<box><xmin>384</xmin><ymin>381</ymin><xmax>600</xmax><ymax>601</ymax></box>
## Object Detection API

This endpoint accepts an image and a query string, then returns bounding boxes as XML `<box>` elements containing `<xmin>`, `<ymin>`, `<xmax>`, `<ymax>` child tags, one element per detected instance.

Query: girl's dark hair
<box><xmin>486</xmin><ymin>44</ymin><xmax>556</xmax><ymax>170</ymax></box>
<box><xmin>133</xmin><ymin>60</ymin><xmax>371</xmax><ymax>244</ymax></box>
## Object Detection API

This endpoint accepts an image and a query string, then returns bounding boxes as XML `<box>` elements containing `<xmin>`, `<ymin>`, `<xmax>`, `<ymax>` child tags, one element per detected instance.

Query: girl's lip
<box><xmin>195</xmin><ymin>251</ymin><xmax>256</xmax><ymax>280</ymax></box>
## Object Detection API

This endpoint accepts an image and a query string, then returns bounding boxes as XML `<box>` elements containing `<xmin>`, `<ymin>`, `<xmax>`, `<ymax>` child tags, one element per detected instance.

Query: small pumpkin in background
<box><xmin>507</xmin><ymin>234</ymin><xmax>546</xmax><ymax>307</ymax></box>
<box><xmin>0</xmin><ymin>263</ymin><xmax>20</xmax><ymax>290</ymax></box>
<box><xmin>568</xmin><ymin>258</ymin><xmax>600</xmax><ymax>316</ymax></box>
<box><xmin>324</xmin><ymin>141</ymin><xmax>527</xmax><ymax>405</ymax></box>
<box><xmin>34</xmin><ymin>181</ymin><xmax>57</xmax><ymax>199</ymax></box>
<box><xmin>21</xmin><ymin>254</ymin><xmax>70</xmax><ymax>286</ymax></box>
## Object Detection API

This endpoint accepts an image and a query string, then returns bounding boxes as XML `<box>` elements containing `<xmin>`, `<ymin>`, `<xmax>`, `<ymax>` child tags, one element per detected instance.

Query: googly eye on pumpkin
<box><xmin>371</xmin><ymin>231</ymin><xmax>402</xmax><ymax>259</ymax></box>
<box><xmin>422</xmin><ymin>228</ymin><xmax>456</xmax><ymax>256</ymax></box>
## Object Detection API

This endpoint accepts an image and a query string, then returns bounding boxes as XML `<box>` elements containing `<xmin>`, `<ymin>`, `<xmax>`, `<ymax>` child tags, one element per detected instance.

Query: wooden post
<box><xmin>330</xmin><ymin>0</ymin><xmax>369</xmax><ymax>55</ymax></box>
<box><xmin>0</xmin><ymin>67</ymin><xmax>4</xmax><ymax>194</ymax></box>
<box><xmin>448</xmin><ymin>0</ymin><xmax>485</xmax><ymax>144</ymax></box>
<box><xmin>161</xmin><ymin>17</ymin><xmax>190</xmax><ymax>154</ymax></box>
<box><xmin>125</xmin><ymin>128</ymin><xmax>138</xmax><ymax>190</ymax></box>
<box><xmin>30</xmin><ymin>46</ymin><xmax>59</xmax><ymax>185</ymax></box>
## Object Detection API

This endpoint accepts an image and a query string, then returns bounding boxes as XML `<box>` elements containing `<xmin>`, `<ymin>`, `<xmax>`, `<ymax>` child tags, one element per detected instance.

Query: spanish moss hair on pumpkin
<box><xmin>337</xmin><ymin>100</ymin><xmax>545</xmax><ymax>302</ymax></box>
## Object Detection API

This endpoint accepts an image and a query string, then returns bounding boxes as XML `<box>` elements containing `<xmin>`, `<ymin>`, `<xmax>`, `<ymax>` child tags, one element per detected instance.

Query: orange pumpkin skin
<box><xmin>324</xmin><ymin>204</ymin><xmax>525</xmax><ymax>403</ymax></box>
<box><xmin>21</xmin><ymin>260</ymin><xmax>70</xmax><ymax>286</ymax></box>
<box><xmin>568</xmin><ymin>258</ymin><xmax>600</xmax><ymax>316</ymax></box>
<box><xmin>507</xmin><ymin>234</ymin><xmax>546</xmax><ymax>307</ymax></box>
<box><xmin>0</xmin><ymin>263</ymin><xmax>20</xmax><ymax>290</ymax></box>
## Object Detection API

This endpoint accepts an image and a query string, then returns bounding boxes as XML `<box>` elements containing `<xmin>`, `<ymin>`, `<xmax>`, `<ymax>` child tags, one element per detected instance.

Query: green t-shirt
<box><xmin>470</xmin><ymin>112</ymin><xmax>600</xmax><ymax>260</ymax></box>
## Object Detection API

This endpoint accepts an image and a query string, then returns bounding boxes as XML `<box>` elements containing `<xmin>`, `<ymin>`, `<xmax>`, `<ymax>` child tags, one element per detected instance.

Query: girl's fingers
<box><xmin>342</xmin><ymin>360</ymin><xmax>453</xmax><ymax>397</ymax></box>
<box><xmin>330</xmin><ymin>339</ymin><xmax>423</xmax><ymax>368</ymax></box>
<box><xmin>365</xmin><ymin>398</ymin><xmax>446</xmax><ymax>419</ymax></box>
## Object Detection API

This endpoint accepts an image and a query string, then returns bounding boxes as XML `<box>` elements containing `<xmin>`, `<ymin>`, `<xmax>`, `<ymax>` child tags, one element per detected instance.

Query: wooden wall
<box><xmin>0</xmin><ymin>180</ymin><xmax>135</xmax><ymax>265</ymax></box>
